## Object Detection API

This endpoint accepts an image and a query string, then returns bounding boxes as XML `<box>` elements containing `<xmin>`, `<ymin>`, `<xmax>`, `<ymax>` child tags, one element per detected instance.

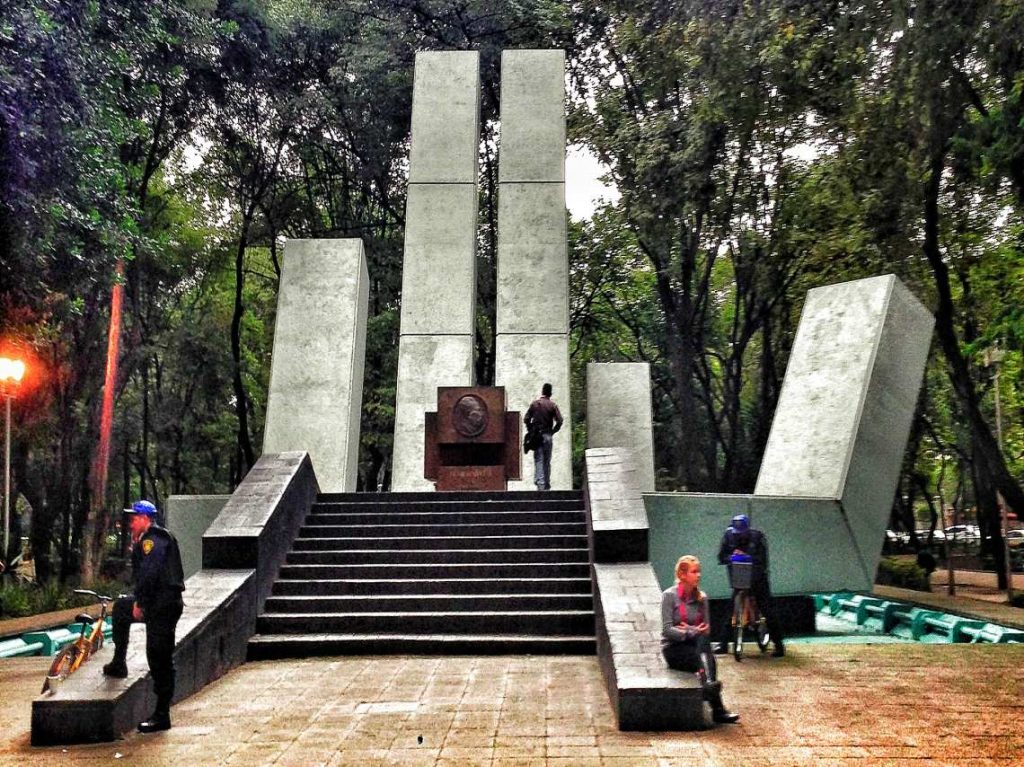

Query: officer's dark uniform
<box><xmin>109</xmin><ymin>525</ymin><xmax>185</xmax><ymax>723</ymax></box>
<box><xmin>717</xmin><ymin>526</ymin><xmax>784</xmax><ymax>654</ymax></box>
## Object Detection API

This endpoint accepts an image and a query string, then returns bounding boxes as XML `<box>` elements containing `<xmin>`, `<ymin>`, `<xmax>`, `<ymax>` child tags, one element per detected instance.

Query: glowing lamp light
<box><xmin>0</xmin><ymin>357</ymin><xmax>26</xmax><ymax>386</ymax></box>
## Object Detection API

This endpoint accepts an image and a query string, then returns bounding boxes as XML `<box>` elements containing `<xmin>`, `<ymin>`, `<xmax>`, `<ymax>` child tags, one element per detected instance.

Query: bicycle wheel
<box><xmin>41</xmin><ymin>644</ymin><xmax>81</xmax><ymax>694</ymax></box>
<box><xmin>732</xmin><ymin>592</ymin><xmax>745</xmax><ymax>662</ymax></box>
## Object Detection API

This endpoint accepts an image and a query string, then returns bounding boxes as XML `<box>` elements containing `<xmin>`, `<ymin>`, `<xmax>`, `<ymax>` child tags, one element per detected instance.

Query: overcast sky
<box><xmin>565</xmin><ymin>144</ymin><xmax>618</xmax><ymax>220</ymax></box>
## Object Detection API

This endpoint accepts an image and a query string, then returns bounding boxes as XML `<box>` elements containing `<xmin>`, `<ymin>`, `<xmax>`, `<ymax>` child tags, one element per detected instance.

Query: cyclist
<box><xmin>661</xmin><ymin>555</ymin><xmax>739</xmax><ymax>724</ymax></box>
<box><xmin>715</xmin><ymin>514</ymin><xmax>784</xmax><ymax>657</ymax></box>
<box><xmin>102</xmin><ymin>500</ymin><xmax>185</xmax><ymax>733</ymax></box>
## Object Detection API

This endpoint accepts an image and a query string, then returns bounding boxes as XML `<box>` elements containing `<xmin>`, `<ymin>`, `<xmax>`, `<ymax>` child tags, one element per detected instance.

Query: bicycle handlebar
<box><xmin>73</xmin><ymin>589</ymin><xmax>114</xmax><ymax>602</ymax></box>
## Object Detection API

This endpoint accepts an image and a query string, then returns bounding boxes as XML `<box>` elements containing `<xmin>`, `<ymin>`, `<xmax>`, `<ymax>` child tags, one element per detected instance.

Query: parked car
<box><xmin>944</xmin><ymin>524</ymin><xmax>981</xmax><ymax>542</ymax></box>
<box><xmin>915</xmin><ymin>528</ymin><xmax>946</xmax><ymax>542</ymax></box>
<box><xmin>1006</xmin><ymin>529</ymin><xmax>1024</xmax><ymax>549</ymax></box>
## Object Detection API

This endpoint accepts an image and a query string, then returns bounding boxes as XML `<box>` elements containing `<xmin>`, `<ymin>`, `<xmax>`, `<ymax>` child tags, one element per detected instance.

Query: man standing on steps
<box><xmin>102</xmin><ymin>500</ymin><xmax>185</xmax><ymax>733</ymax></box>
<box><xmin>524</xmin><ymin>382</ymin><xmax>563</xmax><ymax>491</ymax></box>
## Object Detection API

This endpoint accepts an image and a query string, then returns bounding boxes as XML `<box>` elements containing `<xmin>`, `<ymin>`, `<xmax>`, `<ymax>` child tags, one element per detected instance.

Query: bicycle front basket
<box><xmin>729</xmin><ymin>560</ymin><xmax>753</xmax><ymax>590</ymax></box>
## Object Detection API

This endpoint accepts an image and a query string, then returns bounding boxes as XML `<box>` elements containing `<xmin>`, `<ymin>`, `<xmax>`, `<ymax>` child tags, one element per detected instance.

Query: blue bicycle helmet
<box><xmin>730</xmin><ymin>514</ymin><xmax>750</xmax><ymax>533</ymax></box>
<box><xmin>131</xmin><ymin>499</ymin><xmax>158</xmax><ymax>516</ymax></box>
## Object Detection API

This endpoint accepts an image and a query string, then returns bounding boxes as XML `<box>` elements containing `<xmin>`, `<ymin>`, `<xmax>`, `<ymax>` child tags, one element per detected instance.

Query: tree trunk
<box><xmin>230</xmin><ymin>225</ymin><xmax>256</xmax><ymax>480</ymax></box>
<box><xmin>922</xmin><ymin>149</ymin><xmax>1024</xmax><ymax>587</ymax></box>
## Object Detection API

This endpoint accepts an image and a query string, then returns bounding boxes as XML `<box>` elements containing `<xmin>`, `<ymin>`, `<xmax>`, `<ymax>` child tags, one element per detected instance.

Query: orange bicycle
<box><xmin>729</xmin><ymin>556</ymin><xmax>770</xmax><ymax>662</ymax></box>
<box><xmin>40</xmin><ymin>589</ymin><xmax>114</xmax><ymax>694</ymax></box>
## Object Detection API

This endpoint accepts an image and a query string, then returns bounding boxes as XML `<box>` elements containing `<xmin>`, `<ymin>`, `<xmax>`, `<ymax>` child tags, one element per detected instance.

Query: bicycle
<box><xmin>728</xmin><ymin>555</ymin><xmax>770</xmax><ymax>662</ymax></box>
<box><xmin>40</xmin><ymin>589</ymin><xmax>114</xmax><ymax>694</ymax></box>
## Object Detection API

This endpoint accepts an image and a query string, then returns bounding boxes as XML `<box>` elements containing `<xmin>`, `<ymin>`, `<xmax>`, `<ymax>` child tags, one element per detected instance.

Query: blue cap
<box><xmin>130</xmin><ymin>500</ymin><xmax>158</xmax><ymax>516</ymax></box>
<box><xmin>730</xmin><ymin>514</ymin><xmax>749</xmax><ymax>533</ymax></box>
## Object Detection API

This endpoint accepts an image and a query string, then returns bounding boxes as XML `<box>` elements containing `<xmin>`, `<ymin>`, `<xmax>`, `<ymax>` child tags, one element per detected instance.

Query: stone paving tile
<box><xmin>4</xmin><ymin>643</ymin><xmax>1023</xmax><ymax>765</ymax></box>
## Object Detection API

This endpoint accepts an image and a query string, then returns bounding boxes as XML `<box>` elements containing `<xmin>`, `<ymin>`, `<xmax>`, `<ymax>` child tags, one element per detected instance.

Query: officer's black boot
<box><xmin>138</xmin><ymin>703</ymin><xmax>171</xmax><ymax>733</ymax></box>
<box><xmin>102</xmin><ymin>657</ymin><xmax>128</xmax><ymax>678</ymax></box>
<box><xmin>772</xmin><ymin>638</ymin><xmax>785</xmax><ymax>657</ymax></box>
<box><xmin>703</xmin><ymin>680</ymin><xmax>740</xmax><ymax>724</ymax></box>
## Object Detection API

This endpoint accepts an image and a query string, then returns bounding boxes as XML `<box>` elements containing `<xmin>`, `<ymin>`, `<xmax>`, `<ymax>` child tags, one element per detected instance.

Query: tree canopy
<box><xmin>0</xmin><ymin>0</ymin><xmax>1021</xmax><ymax>584</ymax></box>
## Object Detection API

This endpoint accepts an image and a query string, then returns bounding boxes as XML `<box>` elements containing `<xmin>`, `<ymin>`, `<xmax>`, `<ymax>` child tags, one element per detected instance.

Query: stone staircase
<box><xmin>247</xmin><ymin>490</ymin><xmax>596</xmax><ymax>657</ymax></box>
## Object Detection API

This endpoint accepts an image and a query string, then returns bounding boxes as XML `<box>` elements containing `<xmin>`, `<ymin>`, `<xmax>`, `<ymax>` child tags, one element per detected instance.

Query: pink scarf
<box><xmin>677</xmin><ymin>583</ymin><xmax>705</xmax><ymax>627</ymax></box>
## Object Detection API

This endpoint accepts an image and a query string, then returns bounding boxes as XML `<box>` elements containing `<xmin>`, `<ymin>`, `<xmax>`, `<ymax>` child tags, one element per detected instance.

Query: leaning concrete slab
<box><xmin>755</xmin><ymin>274</ymin><xmax>934</xmax><ymax>577</ymax></box>
<box><xmin>392</xmin><ymin>335</ymin><xmax>475</xmax><ymax>491</ymax></box>
<box><xmin>31</xmin><ymin>452</ymin><xmax>318</xmax><ymax>745</ymax></box>
<box><xmin>587</xmin><ymin>363</ymin><xmax>656</xmax><ymax>492</ymax></box>
<box><xmin>263</xmin><ymin>239</ymin><xmax>368</xmax><ymax>493</ymax></box>
<box><xmin>165</xmin><ymin>495</ymin><xmax>230</xmax><ymax>579</ymax></box>
<box><xmin>643</xmin><ymin>274</ymin><xmax>933</xmax><ymax>600</ymax></box>
<box><xmin>495</xmin><ymin>333</ymin><xmax>572</xmax><ymax>491</ymax></box>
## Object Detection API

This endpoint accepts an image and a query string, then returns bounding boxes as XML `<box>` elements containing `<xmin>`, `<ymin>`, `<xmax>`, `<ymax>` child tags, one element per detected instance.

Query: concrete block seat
<box><xmin>594</xmin><ymin>563</ymin><xmax>711</xmax><ymax>731</ymax></box>
<box><xmin>31</xmin><ymin>569</ymin><xmax>255</xmax><ymax>745</ymax></box>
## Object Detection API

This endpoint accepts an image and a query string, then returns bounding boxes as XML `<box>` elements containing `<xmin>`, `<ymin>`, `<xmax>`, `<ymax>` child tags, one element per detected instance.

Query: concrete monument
<box><xmin>263</xmin><ymin>239</ymin><xmax>368</xmax><ymax>493</ymax></box>
<box><xmin>392</xmin><ymin>51</ymin><xmax>481</xmax><ymax>490</ymax></box>
<box><xmin>495</xmin><ymin>49</ymin><xmax>572</xmax><ymax>490</ymax></box>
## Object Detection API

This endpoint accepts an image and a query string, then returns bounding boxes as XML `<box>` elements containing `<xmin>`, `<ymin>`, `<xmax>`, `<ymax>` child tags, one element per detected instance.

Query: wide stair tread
<box><xmin>251</xmin><ymin>491</ymin><xmax>593</xmax><ymax>658</ymax></box>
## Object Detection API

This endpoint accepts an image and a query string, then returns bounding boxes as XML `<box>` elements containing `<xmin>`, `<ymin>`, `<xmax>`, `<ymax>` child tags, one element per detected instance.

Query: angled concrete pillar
<box><xmin>495</xmin><ymin>49</ymin><xmax>571</xmax><ymax>490</ymax></box>
<box><xmin>392</xmin><ymin>51</ymin><xmax>480</xmax><ymax>490</ymax></box>
<box><xmin>587</xmin><ymin>363</ymin><xmax>656</xmax><ymax>492</ymax></box>
<box><xmin>263</xmin><ymin>239</ymin><xmax>368</xmax><ymax>493</ymax></box>
<box><xmin>754</xmin><ymin>274</ymin><xmax>935</xmax><ymax>579</ymax></box>
<box><xmin>645</xmin><ymin>275</ymin><xmax>933</xmax><ymax>597</ymax></box>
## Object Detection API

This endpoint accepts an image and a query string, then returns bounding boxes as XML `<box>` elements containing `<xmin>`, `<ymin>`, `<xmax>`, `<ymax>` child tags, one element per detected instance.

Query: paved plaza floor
<box><xmin>3</xmin><ymin>638</ymin><xmax>1022</xmax><ymax>766</ymax></box>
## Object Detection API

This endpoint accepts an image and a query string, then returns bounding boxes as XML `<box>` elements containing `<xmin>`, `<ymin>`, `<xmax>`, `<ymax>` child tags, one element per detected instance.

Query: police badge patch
<box><xmin>142</xmin><ymin>539</ymin><xmax>155</xmax><ymax>555</ymax></box>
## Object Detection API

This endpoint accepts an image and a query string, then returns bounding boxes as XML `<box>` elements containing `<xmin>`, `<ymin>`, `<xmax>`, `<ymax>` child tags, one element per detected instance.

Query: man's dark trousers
<box><xmin>749</xmin><ymin>579</ymin><xmax>783</xmax><ymax>647</ymax></box>
<box><xmin>111</xmin><ymin>597</ymin><xmax>183</xmax><ymax>713</ymax></box>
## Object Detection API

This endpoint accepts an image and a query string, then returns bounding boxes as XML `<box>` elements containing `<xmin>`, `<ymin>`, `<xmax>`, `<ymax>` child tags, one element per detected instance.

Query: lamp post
<box><xmin>0</xmin><ymin>355</ymin><xmax>26</xmax><ymax>564</ymax></box>
<box><xmin>984</xmin><ymin>346</ymin><xmax>1012</xmax><ymax>602</ymax></box>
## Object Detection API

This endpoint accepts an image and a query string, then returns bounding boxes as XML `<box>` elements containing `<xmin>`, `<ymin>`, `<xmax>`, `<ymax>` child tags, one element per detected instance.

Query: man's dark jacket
<box><xmin>131</xmin><ymin>526</ymin><xmax>185</xmax><ymax>612</ymax></box>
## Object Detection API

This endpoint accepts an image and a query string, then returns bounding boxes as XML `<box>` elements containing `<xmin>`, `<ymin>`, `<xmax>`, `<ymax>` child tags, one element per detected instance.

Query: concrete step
<box><xmin>247</xmin><ymin>632</ymin><xmax>596</xmax><ymax>658</ymax></box>
<box><xmin>298</xmin><ymin>522</ymin><xmax>587</xmax><ymax>537</ymax></box>
<box><xmin>290</xmin><ymin>534</ymin><xmax>589</xmax><ymax>551</ymax></box>
<box><xmin>317</xmin><ymin>490</ymin><xmax>583</xmax><ymax>504</ymax></box>
<box><xmin>312</xmin><ymin>498</ymin><xmax>584</xmax><ymax>513</ymax></box>
<box><xmin>285</xmin><ymin>548</ymin><xmax>590</xmax><ymax>565</ymax></box>
<box><xmin>255</xmin><ymin>610</ymin><xmax>595</xmax><ymax>636</ymax></box>
<box><xmin>306</xmin><ymin>510</ymin><xmax>585</xmax><ymax>525</ymax></box>
<box><xmin>271</xmin><ymin>577</ymin><xmax>593</xmax><ymax>596</ymax></box>
<box><xmin>277</xmin><ymin>562</ymin><xmax>591</xmax><ymax>579</ymax></box>
<box><xmin>263</xmin><ymin>593</ymin><xmax>594</xmax><ymax>613</ymax></box>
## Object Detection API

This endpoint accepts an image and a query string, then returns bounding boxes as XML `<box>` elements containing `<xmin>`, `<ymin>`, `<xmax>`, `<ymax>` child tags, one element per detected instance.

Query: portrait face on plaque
<box><xmin>436</xmin><ymin>387</ymin><xmax>506</xmax><ymax>443</ymax></box>
<box><xmin>453</xmin><ymin>394</ymin><xmax>488</xmax><ymax>438</ymax></box>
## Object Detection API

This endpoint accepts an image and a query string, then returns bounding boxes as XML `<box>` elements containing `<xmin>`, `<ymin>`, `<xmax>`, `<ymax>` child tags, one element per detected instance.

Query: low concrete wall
<box><xmin>583</xmin><ymin>447</ymin><xmax>709</xmax><ymax>730</ymax></box>
<box><xmin>31</xmin><ymin>452</ymin><xmax>318</xmax><ymax>745</ymax></box>
<box><xmin>166</xmin><ymin>495</ymin><xmax>231</xmax><ymax>579</ymax></box>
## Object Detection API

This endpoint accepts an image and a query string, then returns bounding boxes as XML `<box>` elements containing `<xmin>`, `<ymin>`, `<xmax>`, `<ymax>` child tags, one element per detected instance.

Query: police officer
<box><xmin>102</xmin><ymin>500</ymin><xmax>185</xmax><ymax>733</ymax></box>
<box><xmin>715</xmin><ymin>514</ymin><xmax>784</xmax><ymax>657</ymax></box>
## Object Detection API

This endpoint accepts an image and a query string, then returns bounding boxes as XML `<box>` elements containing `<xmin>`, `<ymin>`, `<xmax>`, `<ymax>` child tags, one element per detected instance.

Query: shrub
<box><xmin>0</xmin><ymin>582</ymin><xmax>32</xmax><ymax>618</ymax></box>
<box><xmin>875</xmin><ymin>556</ymin><xmax>930</xmax><ymax>591</ymax></box>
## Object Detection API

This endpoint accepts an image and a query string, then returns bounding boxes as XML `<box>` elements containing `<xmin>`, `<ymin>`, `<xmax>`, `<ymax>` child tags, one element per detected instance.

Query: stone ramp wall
<box><xmin>31</xmin><ymin>452</ymin><xmax>318</xmax><ymax>745</ymax></box>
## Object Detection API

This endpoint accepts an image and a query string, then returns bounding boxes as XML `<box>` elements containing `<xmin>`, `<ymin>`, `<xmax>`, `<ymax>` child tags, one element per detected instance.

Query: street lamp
<box><xmin>0</xmin><ymin>355</ymin><xmax>25</xmax><ymax>565</ymax></box>
<box><xmin>983</xmin><ymin>345</ymin><xmax>1012</xmax><ymax>602</ymax></box>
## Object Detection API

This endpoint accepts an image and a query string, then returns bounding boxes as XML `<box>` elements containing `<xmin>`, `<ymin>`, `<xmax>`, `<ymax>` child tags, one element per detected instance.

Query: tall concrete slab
<box><xmin>495</xmin><ymin>50</ymin><xmax>571</xmax><ymax>489</ymax></box>
<box><xmin>755</xmin><ymin>274</ymin><xmax>934</xmax><ymax>576</ymax></box>
<box><xmin>263</xmin><ymin>239</ymin><xmax>368</xmax><ymax>493</ymax></box>
<box><xmin>587</xmin><ymin>363</ymin><xmax>656</xmax><ymax>492</ymax></box>
<box><xmin>392</xmin><ymin>51</ymin><xmax>481</xmax><ymax>490</ymax></box>
<box><xmin>392</xmin><ymin>335</ymin><xmax>476</xmax><ymax>491</ymax></box>
<box><xmin>496</xmin><ymin>334</ymin><xmax>571</xmax><ymax>491</ymax></box>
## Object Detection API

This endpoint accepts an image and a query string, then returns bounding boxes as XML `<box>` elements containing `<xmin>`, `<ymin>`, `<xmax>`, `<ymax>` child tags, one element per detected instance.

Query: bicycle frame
<box><xmin>40</xmin><ymin>589</ymin><xmax>113</xmax><ymax>694</ymax></box>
